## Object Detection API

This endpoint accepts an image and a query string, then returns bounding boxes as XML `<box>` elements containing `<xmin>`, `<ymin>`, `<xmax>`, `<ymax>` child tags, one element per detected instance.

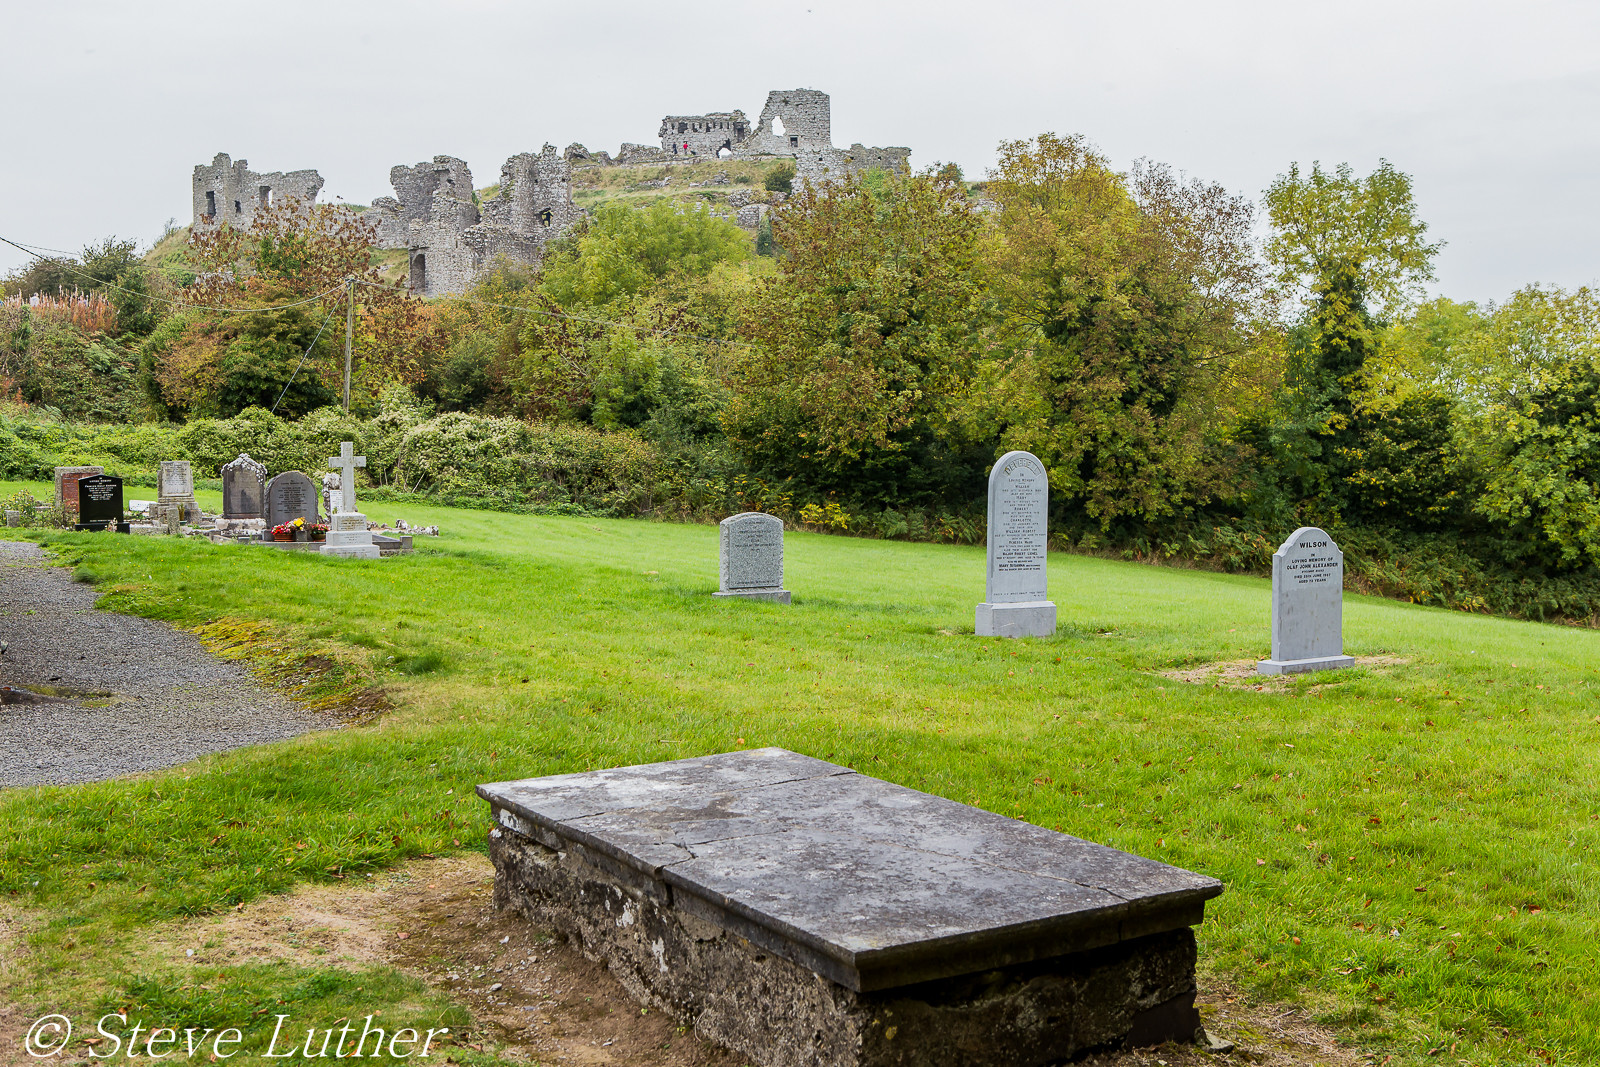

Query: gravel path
<box><xmin>0</xmin><ymin>541</ymin><xmax>334</xmax><ymax>789</ymax></box>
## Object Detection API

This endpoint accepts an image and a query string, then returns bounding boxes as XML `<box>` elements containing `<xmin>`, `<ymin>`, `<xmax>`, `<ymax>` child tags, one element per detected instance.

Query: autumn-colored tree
<box><xmin>1263</xmin><ymin>160</ymin><xmax>1442</xmax><ymax>321</ymax></box>
<box><xmin>157</xmin><ymin>198</ymin><xmax>441</xmax><ymax>415</ymax></box>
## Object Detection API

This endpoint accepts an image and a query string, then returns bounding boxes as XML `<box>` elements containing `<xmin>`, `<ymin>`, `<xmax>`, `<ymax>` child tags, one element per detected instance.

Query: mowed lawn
<box><xmin>2</xmin><ymin>481</ymin><xmax>1598</xmax><ymax>1065</ymax></box>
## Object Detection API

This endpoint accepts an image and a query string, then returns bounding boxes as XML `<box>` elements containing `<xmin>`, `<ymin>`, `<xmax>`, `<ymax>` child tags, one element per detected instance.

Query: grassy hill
<box><xmin>1</xmin><ymin>489</ymin><xmax>1596</xmax><ymax>1064</ymax></box>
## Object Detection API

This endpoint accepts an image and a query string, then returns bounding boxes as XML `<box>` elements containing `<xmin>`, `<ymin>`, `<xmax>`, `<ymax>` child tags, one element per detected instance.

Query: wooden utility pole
<box><xmin>342</xmin><ymin>276</ymin><xmax>354</xmax><ymax>412</ymax></box>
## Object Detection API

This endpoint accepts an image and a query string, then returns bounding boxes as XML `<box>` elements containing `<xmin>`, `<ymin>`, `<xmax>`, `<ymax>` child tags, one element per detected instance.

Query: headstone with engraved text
<box><xmin>264</xmin><ymin>471</ymin><xmax>320</xmax><ymax>530</ymax></box>
<box><xmin>320</xmin><ymin>442</ymin><xmax>380</xmax><ymax>559</ymax></box>
<box><xmin>1257</xmin><ymin>526</ymin><xmax>1355</xmax><ymax>675</ymax></box>
<box><xmin>975</xmin><ymin>450</ymin><xmax>1056</xmax><ymax>638</ymax></box>
<box><xmin>158</xmin><ymin>460</ymin><xmax>199</xmax><ymax>519</ymax></box>
<box><xmin>73</xmin><ymin>474</ymin><xmax>126</xmax><ymax>532</ymax></box>
<box><xmin>714</xmin><ymin>512</ymin><xmax>790</xmax><ymax>603</ymax></box>
<box><xmin>54</xmin><ymin>465</ymin><xmax>104</xmax><ymax>516</ymax></box>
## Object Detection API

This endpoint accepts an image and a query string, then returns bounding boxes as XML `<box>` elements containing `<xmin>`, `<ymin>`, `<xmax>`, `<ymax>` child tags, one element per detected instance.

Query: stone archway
<box><xmin>410</xmin><ymin>253</ymin><xmax>427</xmax><ymax>293</ymax></box>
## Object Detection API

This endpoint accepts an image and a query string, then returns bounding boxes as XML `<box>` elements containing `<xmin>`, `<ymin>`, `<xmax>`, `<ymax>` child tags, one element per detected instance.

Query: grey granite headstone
<box><xmin>1257</xmin><ymin>526</ymin><xmax>1355</xmax><ymax>675</ymax></box>
<box><xmin>220</xmin><ymin>454</ymin><xmax>267</xmax><ymax>519</ymax></box>
<box><xmin>264</xmin><ymin>471</ymin><xmax>320</xmax><ymax>529</ymax></box>
<box><xmin>715</xmin><ymin>512</ymin><xmax>789</xmax><ymax>603</ymax></box>
<box><xmin>975</xmin><ymin>450</ymin><xmax>1056</xmax><ymax>638</ymax></box>
<box><xmin>481</xmin><ymin>749</ymin><xmax>1224</xmax><ymax>1065</ymax></box>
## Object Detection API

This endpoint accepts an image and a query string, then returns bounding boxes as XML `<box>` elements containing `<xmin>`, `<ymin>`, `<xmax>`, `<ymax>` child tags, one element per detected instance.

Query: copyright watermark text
<box><xmin>25</xmin><ymin>1014</ymin><xmax>449</xmax><ymax>1060</ymax></box>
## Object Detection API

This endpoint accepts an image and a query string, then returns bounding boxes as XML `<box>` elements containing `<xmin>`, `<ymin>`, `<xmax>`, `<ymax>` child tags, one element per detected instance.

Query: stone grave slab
<box><xmin>264</xmin><ymin>471</ymin><xmax>320</xmax><ymax>529</ymax></box>
<box><xmin>480</xmin><ymin>748</ymin><xmax>1223</xmax><ymax>1067</ymax></box>
<box><xmin>1258</xmin><ymin>526</ymin><xmax>1355</xmax><ymax>675</ymax></box>
<box><xmin>73</xmin><ymin>474</ymin><xmax>128</xmax><ymax>532</ymax></box>
<box><xmin>714</xmin><ymin>511</ymin><xmax>789</xmax><ymax>603</ymax></box>
<box><xmin>53</xmin><ymin>466</ymin><xmax>104</xmax><ymax>516</ymax></box>
<box><xmin>976</xmin><ymin>450</ymin><xmax>1056</xmax><ymax>638</ymax></box>
<box><xmin>220</xmin><ymin>453</ymin><xmax>267</xmax><ymax>519</ymax></box>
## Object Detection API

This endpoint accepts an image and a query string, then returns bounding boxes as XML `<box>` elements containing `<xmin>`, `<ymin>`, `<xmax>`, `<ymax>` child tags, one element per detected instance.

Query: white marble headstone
<box><xmin>1257</xmin><ymin>526</ymin><xmax>1355</xmax><ymax>675</ymax></box>
<box><xmin>714</xmin><ymin>512</ymin><xmax>790</xmax><ymax>604</ymax></box>
<box><xmin>976</xmin><ymin>450</ymin><xmax>1056</xmax><ymax>638</ymax></box>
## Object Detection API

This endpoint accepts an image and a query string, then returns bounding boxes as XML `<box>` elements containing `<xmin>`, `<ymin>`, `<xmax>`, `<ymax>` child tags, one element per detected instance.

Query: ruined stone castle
<box><xmin>191</xmin><ymin>153</ymin><xmax>323</xmax><ymax>233</ymax></box>
<box><xmin>191</xmin><ymin>88</ymin><xmax>909</xmax><ymax>298</ymax></box>
<box><xmin>654</xmin><ymin>89</ymin><xmax>910</xmax><ymax>186</ymax></box>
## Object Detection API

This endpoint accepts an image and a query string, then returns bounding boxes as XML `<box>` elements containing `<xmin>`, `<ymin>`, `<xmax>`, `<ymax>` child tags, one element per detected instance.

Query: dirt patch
<box><xmin>1159</xmin><ymin>656</ymin><xmax>1409</xmax><ymax>693</ymax></box>
<box><xmin>98</xmin><ymin>854</ymin><xmax>1372</xmax><ymax>1067</ymax></box>
<box><xmin>137</xmin><ymin>855</ymin><xmax>734</xmax><ymax>1067</ymax></box>
<box><xmin>0</xmin><ymin>905</ymin><xmax>40</xmax><ymax>1067</ymax></box>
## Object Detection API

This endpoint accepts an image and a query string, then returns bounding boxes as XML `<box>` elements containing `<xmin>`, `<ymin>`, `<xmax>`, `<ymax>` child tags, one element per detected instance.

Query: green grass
<box><xmin>2</xmin><ymin>482</ymin><xmax>1598</xmax><ymax>1064</ymax></box>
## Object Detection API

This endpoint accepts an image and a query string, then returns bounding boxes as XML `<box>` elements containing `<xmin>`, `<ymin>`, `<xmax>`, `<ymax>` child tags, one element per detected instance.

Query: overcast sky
<box><xmin>3</xmin><ymin>0</ymin><xmax>1596</xmax><ymax>304</ymax></box>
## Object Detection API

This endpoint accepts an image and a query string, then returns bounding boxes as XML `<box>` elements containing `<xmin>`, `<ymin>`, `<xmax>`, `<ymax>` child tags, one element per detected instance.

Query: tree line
<box><xmin>5</xmin><ymin>136</ymin><xmax>1600</xmax><ymax>616</ymax></box>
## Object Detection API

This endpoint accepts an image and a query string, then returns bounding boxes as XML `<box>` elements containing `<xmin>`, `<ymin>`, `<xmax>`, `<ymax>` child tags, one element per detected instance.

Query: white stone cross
<box><xmin>327</xmin><ymin>441</ymin><xmax>366</xmax><ymax>515</ymax></box>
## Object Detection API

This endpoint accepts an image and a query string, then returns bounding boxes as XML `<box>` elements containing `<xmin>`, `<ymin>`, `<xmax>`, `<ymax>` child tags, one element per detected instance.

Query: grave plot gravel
<box><xmin>0</xmin><ymin>541</ymin><xmax>334</xmax><ymax>789</ymax></box>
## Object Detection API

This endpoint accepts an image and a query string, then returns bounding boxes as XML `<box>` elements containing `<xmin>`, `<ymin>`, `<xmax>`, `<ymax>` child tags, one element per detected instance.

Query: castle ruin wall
<box><xmin>192</xmin><ymin>153</ymin><xmax>323</xmax><ymax>231</ymax></box>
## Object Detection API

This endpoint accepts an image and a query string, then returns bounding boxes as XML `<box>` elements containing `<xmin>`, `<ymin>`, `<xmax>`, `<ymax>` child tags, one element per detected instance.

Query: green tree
<box><xmin>538</xmin><ymin>201</ymin><xmax>750</xmax><ymax>310</ymax></box>
<box><xmin>1454</xmin><ymin>285</ymin><xmax>1600</xmax><ymax>565</ymax></box>
<box><xmin>1263</xmin><ymin>160</ymin><xmax>1442</xmax><ymax>320</ymax></box>
<box><xmin>724</xmin><ymin>168</ymin><xmax>988</xmax><ymax>504</ymax></box>
<box><xmin>1251</xmin><ymin>160</ymin><xmax>1458</xmax><ymax>527</ymax></box>
<box><xmin>966</xmin><ymin>134</ymin><xmax>1272</xmax><ymax>526</ymax></box>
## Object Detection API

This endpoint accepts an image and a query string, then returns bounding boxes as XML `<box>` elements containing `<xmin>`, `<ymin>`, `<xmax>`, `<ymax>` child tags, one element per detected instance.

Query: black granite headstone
<box><xmin>264</xmin><ymin>471</ymin><xmax>320</xmax><ymax>528</ymax></box>
<box><xmin>74</xmin><ymin>474</ymin><xmax>127</xmax><ymax>532</ymax></box>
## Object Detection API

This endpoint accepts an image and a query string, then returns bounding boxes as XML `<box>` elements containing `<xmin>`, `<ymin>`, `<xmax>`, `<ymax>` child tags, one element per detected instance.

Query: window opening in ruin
<box><xmin>772</xmin><ymin>116</ymin><xmax>786</xmax><ymax>136</ymax></box>
<box><xmin>205</xmin><ymin>191</ymin><xmax>216</xmax><ymax>217</ymax></box>
<box><xmin>790</xmin><ymin>136</ymin><xmax>799</xmax><ymax>148</ymax></box>
<box><xmin>234</xmin><ymin>200</ymin><xmax>242</xmax><ymax>213</ymax></box>
<box><xmin>410</xmin><ymin>254</ymin><xmax>427</xmax><ymax>292</ymax></box>
<box><xmin>678</xmin><ymin>122</ymin><xmax>688</xmax><ymax>134</ymax></box>
<box><xmin>259</xmin><ymin>185</ymin><xmax>271</xmax><ymax>207</ymax></box>
<box><xmin>718</xmin><ymin>142</ymin><xmax>734</xmax><ymax>159</ymax></box>
<box><xmin>538</xmin><ymin>207</ymin><xmax>553</xmax><ymax>227</ymax></box>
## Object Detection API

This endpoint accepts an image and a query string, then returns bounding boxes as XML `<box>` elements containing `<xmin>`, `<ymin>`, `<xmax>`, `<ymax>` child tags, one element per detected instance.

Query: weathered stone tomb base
<box><xmin>488</xmin><ymin>827</ymin><xmax>1201</xmax><ymax>1067</ymax></box>
<box><xmin>1257</xmin><ymin>654</ymin><xmax>1355</xmax><ymax>676</ymax></box>
<box><xmin>713</xmin><ymin>588</ymin><xmax>792</xmax><ymax>604</ymax></box>
<box><xmin>975</xmin><ymin>600</ymin><xmax>1057</xmax><ymax>639</ymax></box>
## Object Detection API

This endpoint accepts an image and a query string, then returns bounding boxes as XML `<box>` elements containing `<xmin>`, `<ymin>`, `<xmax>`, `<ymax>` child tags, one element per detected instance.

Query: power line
<box><xmin>271</xmin><ymin>303</ymin><xmax>341</xmax><ymax>416</ymax></box>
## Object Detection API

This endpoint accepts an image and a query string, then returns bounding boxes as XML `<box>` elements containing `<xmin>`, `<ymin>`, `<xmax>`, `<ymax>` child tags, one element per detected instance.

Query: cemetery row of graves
<box><xmin>43</xmin><ymin>451</ymin><xmax>429</xmax><ymax>555</ymax></box>
<box><xmin>3</xmin><ymin>438</ymin><xmax>1597</xmax><ymax>1065</ymax></box>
